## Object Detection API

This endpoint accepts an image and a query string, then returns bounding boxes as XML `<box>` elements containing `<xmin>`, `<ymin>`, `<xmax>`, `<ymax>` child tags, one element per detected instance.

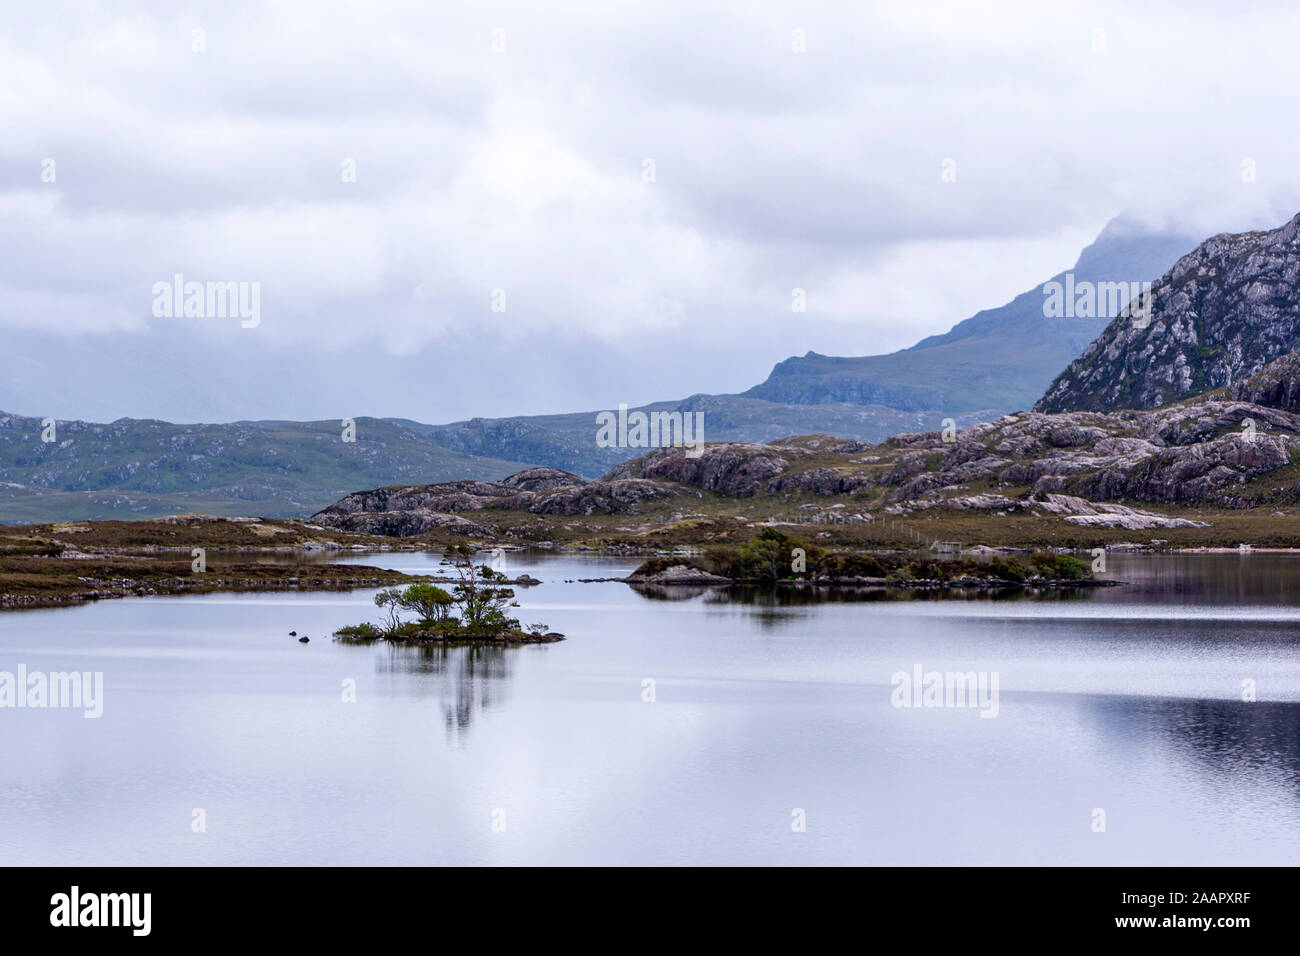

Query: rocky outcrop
<box><xmin>1036</xmin><ymin>494</ymin><xmax>1208</xmax><ymax>529</ymax></box>
<box><xmin>766</xmin><ymin>466</ymin><xmax>873</xmax><ymax>495</ymax></box>
<box><xmin>1037</xmin><ymin>212</ymin><xmax>1300</xmax><ymax>413</ymax></box>
<box><xmin>1228</xmin><ymin>351</ymin><xmax>1300</xmax><ymax>411</ymax></box>
<box><xmin>625</xmin><ymin>564</ymin><xmax>732</xmax><ymax>585</ymax></box>
<box><xmin>317</xmin><ymin>481</ymin><xmax>521</xmax><ymax>516</ymax></box>
<box><xmin>877</xmin><ymin>399</ymin><xmax>1300</xmax><ymax>509</ymax></box>
<box><xmin>939</xmin><ymin>494</ymin><xmax>1028</xmax><ymax>512</ymax></box>
<box><xmin>313</xmin><ymin>510</ymin><xmax>490</xmax><ymax>537</ymax></box>
<box><xmin>528</xmin><ymin>479</ymin><xmax>678</xmax><ymax>515</ymax></box>
<box><xmin>605</xmin><ymin>443</ymin><xmax>791</xmax><ymax>496</ymax></box>
<box><xmin>500</xmin><ymin>467</ymin><xmax>587</xmax><ymax>492</ymax></box>
<box><xmin>768</xmin><ymin>434</ymin><xmax>872</xmax><ymax>454</ymax></box>
<box><xmin>311</xmin><ymin>468</ymin><xmax>677</xmax><ymax>536</ymax></box>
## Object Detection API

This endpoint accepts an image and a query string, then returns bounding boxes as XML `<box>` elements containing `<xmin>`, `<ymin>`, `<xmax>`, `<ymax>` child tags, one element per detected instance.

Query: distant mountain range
<box><xmin>0</xmin><ymin>216</ymin><xmax>1206</xmax><ymax>523</ymax></box>
<box><xmin>423</xmin><ymin>215</ymin><xmax>1198</xmax><ymax>470</ymax></box>
<box><xmin>0</xmin><ymin>414</ymin><xmax>530</xmax><ymax>522</ymax></box>
<box><xmin>743</xmin><ymin>217</ymin><xmax>1199</xmax><ymax>413</ymax></box>
<box><xmin>310</xmin><ymin>349</ymin><xmax>1300</xmax><ymax>547</ymax></box>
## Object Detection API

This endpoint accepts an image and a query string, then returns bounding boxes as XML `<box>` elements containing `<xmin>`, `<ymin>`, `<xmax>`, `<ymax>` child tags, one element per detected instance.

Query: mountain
<box><xmin>0</xmin><ymin>217</ymin><xmax>1209</xmax><ymax>524</ymax></box>
<box><xmin>744</xmin><ymin>216</ymin><xmax>1200</xmax><ymax>414</ymax></box>
<box><xmin>1037</xmin><ymin>212</ymin><xmax>1300</xmax><ymax>413</ymax></box>
<box><xmin>313</xmin><ymin>351</ymin><xmax>1300</xmax><ymax>547</ymax></box>
<box><xmin>0</xmin><ymin>400</ymin><xmax>995</xmax><ymax>524</ymax></box>
<box><xmin>0</xmin><ymin>413</ymin><xmax>530</xmax><ymax>522</ymax></box>
<box><xmin>424</xmin><ymin>217</ymin><xmax>1202</xmax><ymax>470</ymax></box>
<box><xmin>425</xmin><ymin>395</ymin><xmax>996</xmax><ymax>478</ymax></box>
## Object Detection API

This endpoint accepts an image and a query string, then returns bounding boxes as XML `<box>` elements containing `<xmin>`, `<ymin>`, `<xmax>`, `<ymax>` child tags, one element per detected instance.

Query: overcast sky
<box><xmin>4</xmin><ymin>0</ymin><xmax>1300</xmax><ymax>422</ymax></box>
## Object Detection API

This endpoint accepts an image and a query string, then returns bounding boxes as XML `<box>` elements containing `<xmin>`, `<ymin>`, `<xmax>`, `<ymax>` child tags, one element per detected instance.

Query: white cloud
<box><xmin>2</xmin><ymin>0</ymin><xmax>1300</xmax><ymax>419</ymax></box>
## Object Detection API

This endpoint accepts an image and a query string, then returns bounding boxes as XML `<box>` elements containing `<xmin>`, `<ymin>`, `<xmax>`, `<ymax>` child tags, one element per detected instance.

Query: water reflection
<box><xmin>373</xmin><ymin>642</ymin><xmax>518</xmax><ymax>740</ymax></box>
<box><xmin>630</xmin><ymin>581</ymin><xmax>1102</xmax><ymax>621</ymax></box>
<box><xmin>1089</xmin><ymin>696</ymin><xmax>1300</xmax><ymax>791</ymax></box>
<box><xmin>628</xmin><ymin>583</ymin><xmax>719</xmax><ymax>601</ymax></box>
<box><xmin>1102</xmin><ymin>552</ymin><xmax>1300</xmax><ymax>606</ymax></box>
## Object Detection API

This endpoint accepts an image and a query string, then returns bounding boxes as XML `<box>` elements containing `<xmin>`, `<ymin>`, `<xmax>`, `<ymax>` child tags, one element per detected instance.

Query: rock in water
<box><xmin>627</xmin><ymin>564</ymin><xmax>733</xmax><ymax>586</ymax></box>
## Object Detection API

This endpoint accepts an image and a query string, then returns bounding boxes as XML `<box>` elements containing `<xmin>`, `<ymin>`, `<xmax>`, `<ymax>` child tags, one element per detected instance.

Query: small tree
<box><xmin>396</xmin><ymin>581</ymin><xmax>455</xmax><ymax>626</ymax></box>
<box><xmin>373</xmin><ymin>587</ymin><xmax>405</xmax><ymax>634</ymax></box>
<box><xmin>736</xmin><ymin>527</ymin><xmax>794</xmax><ymax>582</ymax></box>
<box><xmin>442</xmin><ymin>543</ymin><xmax>520</xmax><ymax>636</ymax></box>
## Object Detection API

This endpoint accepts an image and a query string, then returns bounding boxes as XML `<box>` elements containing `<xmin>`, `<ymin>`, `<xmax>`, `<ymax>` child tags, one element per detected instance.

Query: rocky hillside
<box><xmin>311</xmin><ymin>467</ymin><xmax>680</xmax><ymax>537</ymax></box>
<box><xmin>312</xmin><ymin>354</ymin><xmax>1300</xmax><ymax>540</ymax></box>
<box><xmin>1227</xmin><ymin>350</ymin><xmax>1300</xmax><ymax>410</ymax></box>
<box><xmin>1037</xmin><ymin>212</ymin><xmax>1300</xmax><ymax>413</ymax></box>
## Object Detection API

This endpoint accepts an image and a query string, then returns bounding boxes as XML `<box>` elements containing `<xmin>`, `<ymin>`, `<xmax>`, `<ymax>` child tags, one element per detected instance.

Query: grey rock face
<box><xmin>310</xmin><ymin>467</ymin><xmax>677</xmax><ymax>535</ymax></box>
<box><xmin>1036</xmin><ymin>494</ymin><xmax>1208</xmax><ymax>529</ymax></box>
<box><xmin>317</xmin><ymin>481</ymin><xmax>518</xmax><ymax>515</ymax></box>
<box><xmin>1228</xmin><ymin>351</ymin><xmax>1300</xmax><ymax>411</ymax></box>
<box><xmin>528</xmin><ymin>479</ymin><xmax>678</xmax><ymax>516</ymax></box>
<box><xmin>604</xmin><ymin>443</ymin><xmax>791</xmax><ymax>496</ymax></box>
<box><xmin>499</xmin><ymin>467</ymin><xmax>588</xmax><ymax>492</ymax></box>
<box><xmin>1037</xmin><ymin>212</ymin><xmax>1300</xmax><ymax>413</ymax></box>
<box><xmin>315</xmin><ymin>511</ymin><xmax>490</xmax><ymax>537</ymax></box>
<box><xmin>766</xmin><ymin>466</ymin><xmax>873</xmax><ymax>495</ymax></box>
<box><xmin>884</xmin><ymin>402</ymin><xmax>1298</xmax><ymax>508</ymax></box>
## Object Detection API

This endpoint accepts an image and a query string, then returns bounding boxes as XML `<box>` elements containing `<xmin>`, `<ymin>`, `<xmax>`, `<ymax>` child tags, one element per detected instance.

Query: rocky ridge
<box><xmin>1038</xmin><ymin>212</ymin><xmax>1300</xmax><ymax>413</ymax></box>
<box><xmin>311</xmin><ymin>467</ymin><xmax>684</xmax><ymax>536</ymax></box>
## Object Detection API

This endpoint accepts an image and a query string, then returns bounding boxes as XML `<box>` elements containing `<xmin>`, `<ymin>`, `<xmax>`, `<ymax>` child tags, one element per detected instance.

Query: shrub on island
<box><xmin>334</xmin><ymin>544</ymin><xmax>563</xmax><ymax>643</ymax></box>
<box><xmin>630</xmin><ymin>529</ymin><xmax>1094</xmax><ymax>587</ymax></box>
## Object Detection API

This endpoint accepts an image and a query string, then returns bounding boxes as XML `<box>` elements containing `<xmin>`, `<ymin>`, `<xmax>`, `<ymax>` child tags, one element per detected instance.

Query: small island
<box><xmin>334</xmin><ymin>543</ymin><xmax>564</xmax><ymax>644</ymax></box>
<box><xmin>626</xmin><ymin>528</ymin><xmax>1105</xmax><ymax>590</ymax></box>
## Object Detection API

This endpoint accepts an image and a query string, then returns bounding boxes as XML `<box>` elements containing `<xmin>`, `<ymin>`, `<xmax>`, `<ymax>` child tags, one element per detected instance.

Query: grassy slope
<box><xmin>0</xmin><ymin>517</ymin><xmax>427</xmax><ymax>606</ymax></box>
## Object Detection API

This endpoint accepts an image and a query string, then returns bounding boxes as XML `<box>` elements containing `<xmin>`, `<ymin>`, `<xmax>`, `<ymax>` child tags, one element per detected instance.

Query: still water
<box><xmin>1</xmin><ymin>552</ymin><xmax>1297</xmax><ymax>865</ymax></box>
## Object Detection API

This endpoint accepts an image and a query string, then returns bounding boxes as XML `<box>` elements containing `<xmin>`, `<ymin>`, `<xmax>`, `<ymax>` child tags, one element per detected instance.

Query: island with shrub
<box><xmin>334</xmin><ymin>543</ymin><xmax>564</xmax><ymax>644</ymax></box>
<box><xmin>625</xmin><ymin>528</ymin><xmax>1104</xmax><ymax>590</ymax></box>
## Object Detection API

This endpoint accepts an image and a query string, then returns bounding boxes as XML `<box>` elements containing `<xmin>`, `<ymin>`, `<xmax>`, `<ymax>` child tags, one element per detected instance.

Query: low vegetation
<box><xmin>632</xmin><ymin>528</ymin><xmax>1094</xmax><ymax>586</ymax></box>
<box><xmin>0</xmin><ymin>516</ymin><xmax>413</xmax><ymax>608</ymax></box>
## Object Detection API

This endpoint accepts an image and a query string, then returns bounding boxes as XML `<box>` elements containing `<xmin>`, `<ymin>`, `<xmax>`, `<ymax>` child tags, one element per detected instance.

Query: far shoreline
<box><xmin>10</xmin><ymin>511</ymin><xmax>1300</xmax><ymax>612</ymax></box>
